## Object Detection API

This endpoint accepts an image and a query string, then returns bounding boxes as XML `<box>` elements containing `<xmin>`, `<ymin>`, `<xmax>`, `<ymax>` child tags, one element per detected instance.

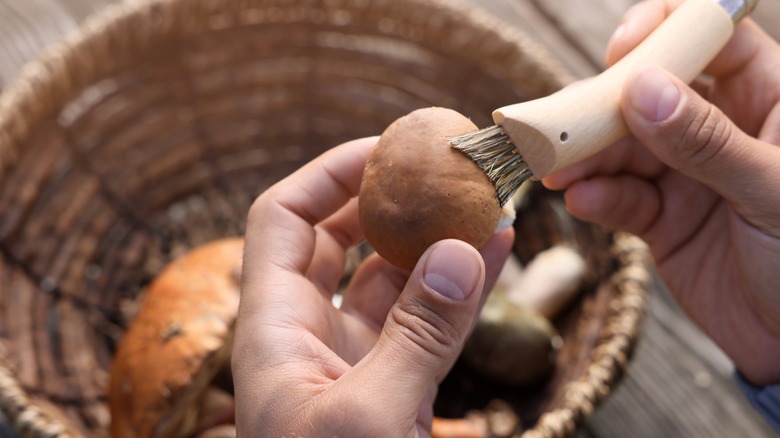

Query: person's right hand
<box><xmin>542</xmin><ymin>0</ymin><xmax>780</xmax><ymax>386</ymax></box>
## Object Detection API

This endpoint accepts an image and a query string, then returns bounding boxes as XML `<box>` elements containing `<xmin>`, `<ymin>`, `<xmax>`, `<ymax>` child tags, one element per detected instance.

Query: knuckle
<box><xmin>246</xmin><ymin>193</ymin><xmax>269</xmax><ymax>225</ymax></box>
<box><xmin>676</xmin><ymin>105</ymin><xmax>733</xmax><ymax>168</ymax></box>
<box><xmin>246</xmin><ymin>190</ymin><xmax>281</xmax><ymax>229</ymax></box>
<box><xmin>388</xmin><ymin>298</ymin><xmax>461</xmax><ymax>361</ymax></box>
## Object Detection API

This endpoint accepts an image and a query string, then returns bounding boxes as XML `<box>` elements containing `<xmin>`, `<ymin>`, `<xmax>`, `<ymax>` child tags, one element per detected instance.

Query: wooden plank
<box><xmin>462</xmin><ymin>0</ymin><xmax>601</xmax><ymax>79</ymax></box>
<box><xmin>0</xmin><ymin>0</ymin><xmax>77</xmax><ymax>88</ymax></box>
<box><xmin>0</xmin><ymin>0</ymin><xmax>118</xmax><ymax>90</ymax></box>
<box><xmin>55</xmin><ymin>0</ymin><xmax>119</xmax><ymax>23</ymax></box>
<box><xmin>531</xmin><ymin>0</ymin><xmax>780</xmax><ymax>72</ymax></box>
<box><xmin>529</xmin><ymin>0</ymin><xmax>631</xmax><ymax>70</ymax></box>
<box><xmin>583</xmin><ymin>284</ymin><xmax>776</xmax><ymax>437</ymax></box>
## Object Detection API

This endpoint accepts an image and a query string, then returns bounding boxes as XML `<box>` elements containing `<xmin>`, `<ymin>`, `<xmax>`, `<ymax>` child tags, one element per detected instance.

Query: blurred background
<box><xmin>0</xmin><ymin>0</ymin><xmax>778</xmax><ymax>437</ymax></box>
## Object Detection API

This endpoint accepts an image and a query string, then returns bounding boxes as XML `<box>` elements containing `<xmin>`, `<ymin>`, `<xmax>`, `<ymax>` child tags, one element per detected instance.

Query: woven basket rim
<box><xmin>0</xmin><ymin>1</ymin><xmax>646</xmax><ymax>437</ymax></box>
<box><xmin>0</xmin><ymin>0</ymin><xmax>575</xmax><ymax>182</ymax></box>
<box><xmin>520</xmin><ymin>232</ymin><xmax>650</xmax><ymax>438</ymax></box>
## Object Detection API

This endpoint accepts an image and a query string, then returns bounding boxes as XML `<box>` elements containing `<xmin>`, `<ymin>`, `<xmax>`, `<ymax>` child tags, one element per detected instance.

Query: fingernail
<box><xmin>423</xmin><ymin>241</ymin><xmax>481</xmax><ymax>301</ymax></box>
<box><xmin>630</xmin><ymin>66</ymin><xmax>680</xmax><ymax>122</ymax></box>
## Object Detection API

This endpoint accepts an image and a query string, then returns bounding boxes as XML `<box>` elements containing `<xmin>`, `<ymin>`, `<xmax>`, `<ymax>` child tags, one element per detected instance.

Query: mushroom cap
<box><xmin>108</xmin><ymin>238</ymin><xmax>243</xmax><ymax>438</ymax></box>
<box><xmin>463</xmin><ymin>299</ymin><xmax>557</xmax><ymax>386</ymax></box>
<box><xmin>359</xmin><ymin>107</ymin><xmax>501</xmax><ymax>270</ymax></box>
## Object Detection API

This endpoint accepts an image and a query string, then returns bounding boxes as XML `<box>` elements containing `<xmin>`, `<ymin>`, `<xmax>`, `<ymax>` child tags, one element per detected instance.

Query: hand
<box><xmin>232</xmin><ymin>137</ymin><xmax>514</xmax><ymax>436</ymax></box>
<box><xmin>543</xmin><ymin>0</ymin><xmax>780</xmax><ymax>386</ymax></box>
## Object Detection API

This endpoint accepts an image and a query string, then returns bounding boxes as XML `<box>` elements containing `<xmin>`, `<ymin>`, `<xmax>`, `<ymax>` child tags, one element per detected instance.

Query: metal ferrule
<box><xmin>718</xmin><ymin>0</ymin><xmax>759</xmax><ymax>22</ymax></box>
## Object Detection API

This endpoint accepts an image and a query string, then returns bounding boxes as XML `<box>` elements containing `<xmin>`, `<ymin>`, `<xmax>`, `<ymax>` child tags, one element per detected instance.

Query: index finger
<box><xmin>243</xmin><ymin>137</ymin><xmax>377</xmax><ymax>285</ymax></box>
<box><xmin>605</xmin><ymin>0</ymin><xmax>774</xmax><ymax>77</ymax></box>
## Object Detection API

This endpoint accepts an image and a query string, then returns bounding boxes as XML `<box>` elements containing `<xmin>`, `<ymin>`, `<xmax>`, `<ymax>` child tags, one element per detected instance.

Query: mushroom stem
<box><xmin>432</xmin><ymin>415</ymin><xmax>488</xmax><ymax>438</ymax></box>
<box><xmin>506</xmin><ymin>245</ymin><xmax>585</xmax><ymax>320</ymax></box>
<box><xmin>196</xmin><ymin>425</ymin><xmax>237</xmax><ymax>438</ymax></box>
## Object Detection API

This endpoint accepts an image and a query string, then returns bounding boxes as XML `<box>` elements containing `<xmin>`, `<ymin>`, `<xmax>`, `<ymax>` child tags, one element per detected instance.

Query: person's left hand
<box><xmin>232</xmin><ymin>137</ymin><xmax>514</xmax><ymax>437</ymax></box>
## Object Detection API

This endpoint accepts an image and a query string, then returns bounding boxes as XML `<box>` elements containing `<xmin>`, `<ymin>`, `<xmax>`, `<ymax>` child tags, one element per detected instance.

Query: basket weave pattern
<box><xmin>0</xmin><ymin>0</ymin><xmax>647</xmax><ymax>437</ymax></box>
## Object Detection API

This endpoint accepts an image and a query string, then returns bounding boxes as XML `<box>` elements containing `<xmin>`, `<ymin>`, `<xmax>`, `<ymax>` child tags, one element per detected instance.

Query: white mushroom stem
<box><xmin>506</xmin><ymin>245</ymin><xmax>586</xmax><ymax>320</ymax></box>
<box><xmin>196</xmin><ymin>425</ymin><xmax>237</xmax><ymax>438</ymax></box>
<box><xmin>494</xmin><ymin>179</ymin><xmax>533</xmax><ymax>233</ymax></box>
<box><xmin>195</xmin><ymin>387</ymin><xmax>235</xmax><ymax>433</ymax></box>
<box><xmin>495</xmin><ymin>202</ymin><xmax>516</xmax><ymax>233</ymax></box>
<box><xmin>490</xmin><ymin>253</ymin><xmax>524</xmax><ymax>296</ymax></box>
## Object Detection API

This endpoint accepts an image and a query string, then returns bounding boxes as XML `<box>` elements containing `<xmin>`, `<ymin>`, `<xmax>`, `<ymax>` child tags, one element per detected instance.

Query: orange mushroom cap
<box><xmin>108</xmin><ymin>238</ymin><xmax>243</xmax><ymax>438</ymax></box>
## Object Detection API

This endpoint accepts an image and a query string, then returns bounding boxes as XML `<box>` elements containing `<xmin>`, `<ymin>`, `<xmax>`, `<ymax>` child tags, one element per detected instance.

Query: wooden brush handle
<box><xmin>493</xmin><ymin>0</ymin><xmax>748</xmax><ymax>178</ymax></box>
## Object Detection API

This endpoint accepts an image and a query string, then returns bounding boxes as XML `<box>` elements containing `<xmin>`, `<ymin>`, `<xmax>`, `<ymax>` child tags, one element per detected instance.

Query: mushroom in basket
<box><xmin>108</xmin><ymin>238</ymin><xmax>243</xmax><ymax>438</ymax></box>
<box><xmin>462</xmin><ymin>244</ymin><xmax>587</xmax><ymax>386</ymax></box>
<box><xmin>107</xmin><ymin>223</ymin><xmax>585</xmax><ymax>438</ymax></box>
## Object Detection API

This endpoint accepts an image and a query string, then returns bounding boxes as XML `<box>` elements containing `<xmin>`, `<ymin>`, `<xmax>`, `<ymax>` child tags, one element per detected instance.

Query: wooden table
<box><xmin>0</xmin><ymin>1</ymin><xmax>778</xmax><ymax>437</ymax></box>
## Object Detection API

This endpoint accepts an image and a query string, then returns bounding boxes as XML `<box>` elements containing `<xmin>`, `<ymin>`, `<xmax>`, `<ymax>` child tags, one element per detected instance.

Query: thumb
<box><xmin>373</xmin><ymin>239</ymin><xmax>484</xmax><ymax>380</ymax></box>
<box><xmin>621</xmin><ymin>65</ymin><xmax>778</xmax><ymax>204</ymax></box>
<box><xmin>341</xmin><ymin>240</ymin><xmax>484</xmax><ymax>427</ymax></box>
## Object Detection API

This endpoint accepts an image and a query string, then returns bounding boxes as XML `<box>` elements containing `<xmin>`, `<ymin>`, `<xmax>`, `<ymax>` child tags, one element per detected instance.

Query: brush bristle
<box><xmin>449</xmin><ymin>125</ymin><xmax>532</xmax><ymax>207</ymax></box>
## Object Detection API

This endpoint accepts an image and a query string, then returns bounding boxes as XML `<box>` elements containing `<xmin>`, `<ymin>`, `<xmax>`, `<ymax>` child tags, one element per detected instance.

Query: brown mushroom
<box><xmin>108</xmin><ymin>238</ymin><xmax>243</xmax><ymax>438</ymax></box>
<box><xmin>461</xmin><ymin>245</ymin><xmax>587</xmax><ymax>387</ymax></box>
<box><xmin>359</xmin><ymin>107</ymin><xmax>501</xmax><ymax>270</ymax></box>
<box><xmin>463</xmin><ymin>290</ymin><xmax>558</xmax><ymax>386</ymax></box>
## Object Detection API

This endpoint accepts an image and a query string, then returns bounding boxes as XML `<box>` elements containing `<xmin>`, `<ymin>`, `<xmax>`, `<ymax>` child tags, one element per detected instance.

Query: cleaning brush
<box><xmin>451</xmin><ymin>0</ymin><xmax>759</xmax><ymax>206</ymax></box>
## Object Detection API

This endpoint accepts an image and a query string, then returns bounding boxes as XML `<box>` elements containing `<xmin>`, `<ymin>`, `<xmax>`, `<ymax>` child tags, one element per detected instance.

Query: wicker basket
<box><xmin>0</xmin><ymin>0</ymin><xmax>651</xmax><ymax>436</ymax></box>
